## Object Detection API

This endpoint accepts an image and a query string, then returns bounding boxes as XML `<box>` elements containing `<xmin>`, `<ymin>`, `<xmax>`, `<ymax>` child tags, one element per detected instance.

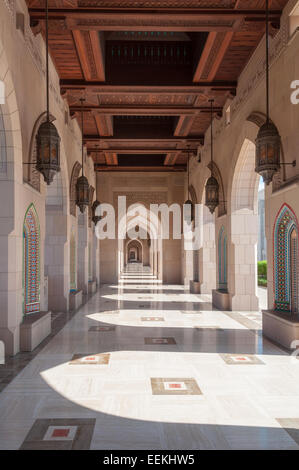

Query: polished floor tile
<box><xmin>1</xmin><ymin>270</ymin><xmax>299</xmax><ymax>449</ymax></box>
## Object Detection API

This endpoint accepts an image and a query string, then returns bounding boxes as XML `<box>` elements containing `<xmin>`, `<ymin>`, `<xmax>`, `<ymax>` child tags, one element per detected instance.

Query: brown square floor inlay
<box><xmin>151</xmin><ymin>378</ymin><xmax>202</xmax><ymax>395</ymax></box>
<box><xmin>145</xmin><ymin>337</ymin><xmax>176</xmax><ymax>345</ymax></box>
<box><xmin>220</xmin><ymin>354</ymin><xmax>265</xmax><ymax>365</ymax></box>
<box><xmin>89</xmin><ymin>325</ymin><xmax>116</xmax><ymax>332</ymax></box>
<box><xmin>69</xmin><ymin>353</ymin><xmax>110</xmax><ymax>365</ymax></box>
<box><xmin>20</xmin><ymin>418</ymin><xmax>96</xmax><ymax>450</ymax></box>
<box><xmin>276</xmin><ymin>419</ymin><xmax>299</xmax><ymax>446</ymax></box>
<box><xmin>141</xmin><ymin>317</ymin><xmax>165</xmax><ymax>322</ymax></box>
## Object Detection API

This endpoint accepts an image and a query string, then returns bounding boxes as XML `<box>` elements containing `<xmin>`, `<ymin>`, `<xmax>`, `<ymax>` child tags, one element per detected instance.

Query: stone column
<box><xmin>229</xmin><ymin>211</ymin><xmax>259</xmax><ymax>311</ymax></box>
<box><xmin>77</xmin><ymin>211</ymin><xmax>88</xmax><ymax>294</ymax></box>
<box><xmin>198</xmin><ymin>205</ymin><xmax>216</xmax><ymax>294</ymax></box>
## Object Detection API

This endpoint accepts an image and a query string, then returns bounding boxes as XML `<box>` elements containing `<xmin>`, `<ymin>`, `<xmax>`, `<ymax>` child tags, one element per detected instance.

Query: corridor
<box><xmin>0</xmin><ymin>270</ymin><xmax>299</xmax><ymax>450</ymax></box>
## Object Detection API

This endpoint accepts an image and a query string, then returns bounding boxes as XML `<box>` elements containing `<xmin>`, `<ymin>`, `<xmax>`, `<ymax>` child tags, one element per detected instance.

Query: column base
<box><xmin>88</xmin><ymin>280</ymin><xmax>97</xmax><ymax>294</ymax></box>
<box><xmin>262</xmin><ymin>310</ymin><xmax>299</xmax><ymax>350</ymax></box>
<box><xmin>69</xmin><ymin>290</ymin><xmax>83</xmax><ymax>311</ymax></box>
<box><xmin>190</xmin><ymin>280</ymin><xmax>201</xmax><ymax>294</ymax></box>
<box><xmin>0</xmin><ymin>325</ymin><xmax>20</xmax><ymax>356</ymax></box>
<box><xmin>20</xmin><ymin>311</ymin><xmax>51</xmax><ymax>352</ymax></box>
<box><xmin>212</xmin><ymin>289</ymin><xmax>230</xmax><ymax>310</ymax></box>
<box><xmin>230</xmin><ymin>294</ymin><xmax>259</xmax><ymax>311</ymax></box>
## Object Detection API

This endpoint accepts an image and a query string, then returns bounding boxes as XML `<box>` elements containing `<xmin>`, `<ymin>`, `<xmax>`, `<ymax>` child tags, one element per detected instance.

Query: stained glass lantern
<box><xmin>36</xmin><ymin>120</ymin><xmax>60</xmax><ymax>185</ymax></box>
<box><xmin>255</xmin><ymin>121</ymin><xmax>281</xmax><ymax>185</ymax></box>
<box><xmin>205</xmin><ymin>175</ymin><xmax>219</xmax><ymax>214</ymax></box>
<box><xmin>76</xmin><ymin>175</ymin><xmax>90</xmax><ymax>213</ymax></box>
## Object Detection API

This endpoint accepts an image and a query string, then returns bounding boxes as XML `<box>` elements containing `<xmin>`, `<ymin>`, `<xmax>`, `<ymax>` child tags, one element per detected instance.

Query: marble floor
<box><xmin>1</xmin><ymin>270</ymin><xmax>299</xmax><ymax>450</ymax></box>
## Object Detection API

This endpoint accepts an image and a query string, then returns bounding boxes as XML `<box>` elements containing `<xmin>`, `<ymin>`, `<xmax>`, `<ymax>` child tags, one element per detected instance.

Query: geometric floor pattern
<box><xmin>0</xmin><ymin>272</ymin><xmax>299</xmax><ymax>450</ymax></box>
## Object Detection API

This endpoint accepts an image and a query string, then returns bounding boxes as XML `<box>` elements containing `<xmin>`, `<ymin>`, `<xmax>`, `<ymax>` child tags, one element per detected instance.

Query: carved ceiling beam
<box><xmin>84</xmin><ymin>136</ymin><xmax>204</xmax><ymax>144</ymax></box>
<box><xmin>93</xmin><ymin>113</ymin><xmax>113</xmax><ymax>136</ymax></box>
<box><xmin>193</xmin><ymin>31</ymin><xmax>233</xmax><ymax>82</ymax></box>
<box><xmin>94</xmin><ymin>165</ymin><xmax>186</xmax><ymax>172</ymax></box>
<box><xmin>61</xmin><ymin>81</ymin><xmax>237</xmax><ymax>93</ymax></box>
<box><xmin>72</xmin><ymin>30</ymin><xmax>105</xmax><ymax>81</ymax></box>
<box><xmin>104</xmin><ymin>152</ymin><xmax>118</xmax><ymax>165</ymax></box>
<box><xmin>164</xmin><ymin>152</ymin><xmax>180</xmax><ymax>166</ymax></box>
<box><xmin>69</xmin><ymin>105</ymin><xmax>224</xmax><ymax>115</ymax></box>
<box><xmin>88</xmin><ymin>148</ymin><xmax>189</xmax><ymax>154</ymax></box>
<box><xmin>174</xmin><ymin>115</ymin><xmax>196</xmax><ymax>137</ymax></box>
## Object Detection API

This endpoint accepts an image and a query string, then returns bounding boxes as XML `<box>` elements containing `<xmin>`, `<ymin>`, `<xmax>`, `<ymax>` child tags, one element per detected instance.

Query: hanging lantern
<box><xmin>92</xmin><ymin>200</ymin><xmax>102</xmax><ymax>224</ymax></box>
<box><xmin>255</xmin><ymin>0</ymin><xmax>281</xmax><ymax>185</ymax></box>
<box><xmin>184</xmin><ymin>199</ymin><xmax>194</xmax><ymax>222</ymax></box>
<box><xmin>76</xmin><ymin>175</ymin><xmax>90</xmax><ymax>213</ymax></box>
<box><xmin>76</xmin><ymin>98</ymin><xmax>90</xmax><ymax>213</ymax></box>
<box><xmin>255</xmin><ymin>121</ymin><xmax>281</xmax><ymax>186</ymax></box>
<box><xmin>36</xmin><ymin>121</ymin><xmax>60</xmax><ymax>185</ymax></box>
<box><xmin>184</xmin><ymin>149</ymin><xmax>194</xmax><ymax>222</ymax></box>
<box><xmin>205</xmin><ymin>175</ymin><xmax>219</xmax><ymax>215</ymax></box>
<box><xmin>35</xmin><ymin>0</ymin><xmax>60</xmax><ymax>185</ymax></box>
<box><xmin>205</xmin><ymin>99</ymin><xmax>219</xmax><ymax>214</ymax></box>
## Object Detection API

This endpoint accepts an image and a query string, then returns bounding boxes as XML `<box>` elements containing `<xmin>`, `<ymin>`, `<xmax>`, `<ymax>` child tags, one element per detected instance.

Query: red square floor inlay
<box><xmin>52</xmin><ymin>428</ymin><xmax>70</xmax><ymax>438</ymax></box>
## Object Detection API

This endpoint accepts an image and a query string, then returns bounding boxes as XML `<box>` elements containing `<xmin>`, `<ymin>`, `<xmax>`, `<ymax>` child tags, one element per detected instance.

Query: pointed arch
<box><xmin>23</xmin><ymin>204</ymin><xmax>40</xmax><ymax>314</ymax></box>
<box><xmin>70</xmin><ymin>161</ymin><xmax>82</xmax><ymax>216</ymax></box>
<box><xmin>273</xmin><ymin>204</ymin><xmax>299</xmax><ymax>313</ymax></box>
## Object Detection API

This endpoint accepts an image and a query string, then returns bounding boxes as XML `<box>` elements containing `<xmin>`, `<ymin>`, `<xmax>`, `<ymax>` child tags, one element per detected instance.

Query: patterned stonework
<box><xmin>274</xmin><ymin>204</ymin><xmax>299</xmax><ymax>313</ymax></box>
<box><xmin>23</xmin><ymin>204</ymin><xmax>40</xmax><ymax>314</ymax></box>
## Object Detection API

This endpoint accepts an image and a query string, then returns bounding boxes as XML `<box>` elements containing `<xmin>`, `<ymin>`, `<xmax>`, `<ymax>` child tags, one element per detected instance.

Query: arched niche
<box><xmin>70</xmin><ymin>161</ymin><xmax>82</xmax><ymax>216</ymax></box>
<box><xmin>273</xmin><ymin>204</ymin><xmax>299</xmax><ymax>313</ymax></box>
<box><xmin>23</xmin><ymin>203</ymin><xmax>40</xmax><ymax>315</ymax></box>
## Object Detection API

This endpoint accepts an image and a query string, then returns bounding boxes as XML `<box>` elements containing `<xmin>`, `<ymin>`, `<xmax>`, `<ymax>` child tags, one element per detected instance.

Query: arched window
<box><xmin>274</xmin><ymin>204</ymin><xmax>299</xmax><ymax>313</ymax></box>
<box><xmin>218</xmin><ymin>226</ymin><xmax>227</xmax><ymax>291</ymax></box>
<box><xmin>23</xmin><ymin>204</ymin><xmax>40</xmax><ymax>314</ymax></box>
<box><xmin>70</xmin><ymin>230</ymin><xmax>77</xmax><ymax>292</ymax></box>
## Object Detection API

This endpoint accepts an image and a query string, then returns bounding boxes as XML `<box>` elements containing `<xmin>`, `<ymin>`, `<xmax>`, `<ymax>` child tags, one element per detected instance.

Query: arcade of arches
<box><xmin>0</xmin><ymin>0</ymin><xmax>299</xmax><ymax>450</ymax></box>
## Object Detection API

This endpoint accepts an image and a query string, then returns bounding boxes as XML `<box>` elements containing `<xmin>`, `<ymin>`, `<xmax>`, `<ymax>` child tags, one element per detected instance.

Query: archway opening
<box><xmin>230</xmin><ymin>138</ymin><xmax>266</xmax><ymax>311</ymax></box>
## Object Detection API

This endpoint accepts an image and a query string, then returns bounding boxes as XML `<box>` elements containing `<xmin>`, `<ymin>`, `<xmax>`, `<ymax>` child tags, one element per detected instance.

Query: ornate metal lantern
<box><xmin>36</xmin><ymin>121</ymin><xmax>60</xmax><ymax>185</ymax></box>
<box><xmin>255</xmin><ymin>121</ymin><xmax>281</xmax><ymax>185</ymax></box>
<box><xmin>92</xmin><ymin>200</ymin><xmax>102</xmax><ymax>224</ymax></box>
<box><xmin>35</xmin><ymin>0</ymin><xmax>60</xmax><ymax>185</ymax></box>
<box><xmin>76</xmin><ymin>98</ymin><xmax>90</xmax><ymax>213</ymax></box>
<box><xmin>255</xmin><ymin>0</ymin><xmax>281</xmax><ymax>185</ymax></box>
<box><xmin>205</xmin><ymin>175</ymin><xmax>219</xmax><ymax>214</ymax></box>
<box><xmin>76</xmin><ymin>175</ymin><xmax>90</xmax><ymax>213</ymax></box>
<box><xmin>184</xmin><ymin>148</ymin><xmax>194</xmax><ymax>222</ymax></box>
<box><xmin>205</xmin><ymin>99</ymin><xmax>219</xmax><ymax>214</ymax></box>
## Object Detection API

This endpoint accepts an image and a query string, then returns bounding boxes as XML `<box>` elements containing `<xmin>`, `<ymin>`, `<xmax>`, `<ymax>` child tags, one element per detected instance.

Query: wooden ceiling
<box><xmin>26</xmin><ymin>0</ymin><xmax>288</xmax><ymax>171</ymax></box>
